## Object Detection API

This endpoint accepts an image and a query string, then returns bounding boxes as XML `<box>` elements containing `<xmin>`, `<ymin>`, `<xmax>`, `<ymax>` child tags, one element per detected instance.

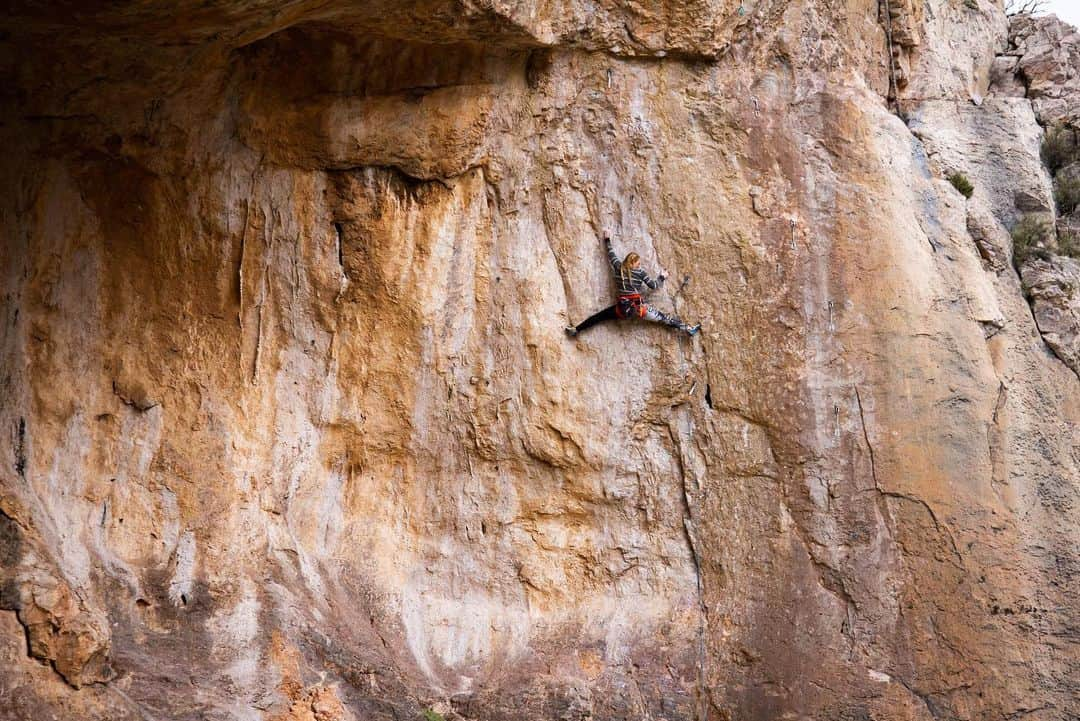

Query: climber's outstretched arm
<box><xmin>639</xmin><ymin>270</ymin><xmax>664</xmax><ymax>291</ymax></box>
<box><xmin>605</xmin><ymin>237</ymin><xmax>621</xmax><ymax>272</ymax></box>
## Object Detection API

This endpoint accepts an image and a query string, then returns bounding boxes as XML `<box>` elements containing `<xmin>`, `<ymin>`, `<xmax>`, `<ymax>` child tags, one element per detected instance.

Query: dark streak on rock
<box><xmin>334</xmin><ymin>221</ymin><xmax>345</xmax><ymax>270</ymax></box>
<box><xmin>0</xmin><ymin>508</ymin><xmax>24</xmax><ymax>569</ymax></box>
<box><xmin>14</xmin><ymin>417</ymin><xmax>26</xmax><ymax>478</ymax></box>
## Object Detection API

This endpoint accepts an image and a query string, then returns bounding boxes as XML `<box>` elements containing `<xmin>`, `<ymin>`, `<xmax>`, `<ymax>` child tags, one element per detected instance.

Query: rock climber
<box><xmin>565</xmin><ymin>236</ymin><xmax>700</xmax><ymax>337</ymax></box>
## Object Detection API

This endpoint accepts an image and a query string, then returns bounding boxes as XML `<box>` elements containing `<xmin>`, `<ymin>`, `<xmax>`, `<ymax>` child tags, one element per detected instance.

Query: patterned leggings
<box><xmin>573</xmin><ymin>304</ymin><xmax>687</xmax><ymax>333</ymax></box>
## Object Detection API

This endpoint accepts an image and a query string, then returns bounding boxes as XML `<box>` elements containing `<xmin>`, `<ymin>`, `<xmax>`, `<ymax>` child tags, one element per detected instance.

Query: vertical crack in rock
<box><xmin>880</xmin><ymin>0</ymin><xmax>902</xmax><ymax>114</ymax></box>
<box><xmin>854</xmin><ymin>383</ymin><xmax>898</xmax><ymax>564</ymax></box>
<box><xmin>237</xmin><ymin>199</ymin><xmax>248</xmax><ymax>330</ymax></box>
<box><xmin>988</xmin><ymin>381</ymin><xmax>1008</xmax><ymax>492</ymax></box>
<box><xmin>668</xmin><ymin>421</ymin><xmax>708</xmax><ymax>721</ymax></box>
<box><xmin>853</xmin><ymin>386</ymin><xmax>880</xmax><ymax>492</ymax></box>
<box><xmin>252</xmin><ymin>270</ymin><xmax>267</xmax><ymax>386</ymax></box>
<box><xmin>334</xmin><ymin>221</ymin><xmax>345</xmax><ymax>272</ymax></box>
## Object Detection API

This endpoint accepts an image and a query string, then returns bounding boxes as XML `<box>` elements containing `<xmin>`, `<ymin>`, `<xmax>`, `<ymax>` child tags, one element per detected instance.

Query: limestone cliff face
<box><xmin>1</xmin><ymin>2</ymin><xmax>1078</xmax><ymax>720</ymax></box>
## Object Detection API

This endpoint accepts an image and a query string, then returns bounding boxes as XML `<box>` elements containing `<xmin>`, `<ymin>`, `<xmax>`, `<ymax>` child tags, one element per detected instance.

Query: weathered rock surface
<box><xmin>991</xmin><ymin>13</ymin><xmax>1080</xmax><ymax>379</ymax></box>
<box><xmin>1023</xmin><ymin>257</ymin><xmax>1080</xmax><ymax>375</ymax></box>
<box><xmin>1010</xmin><ymin>13</ymin><xmax>1080</xmax><ymax>125</ymax></box>
<box><xmin>907</xmin><ymin>96</ymin><xmax>1052</xmax><ymax>225</ymax></box>
<box><xmin>1</xmin><ymin>2</ymin><xmax>1078</xmax><ymax>721</ymax></box>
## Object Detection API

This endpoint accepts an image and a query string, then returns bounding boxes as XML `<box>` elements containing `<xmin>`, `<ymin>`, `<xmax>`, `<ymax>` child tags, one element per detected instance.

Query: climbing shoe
<box><xmin>683</xmin><ymin>324</ymin><xmax>700</xmax><ymax>336</ymax></box>
<box><xmin>565</xmin><ymin>325</ymin><xmax>578</xmax><ymax>337</ymax></box>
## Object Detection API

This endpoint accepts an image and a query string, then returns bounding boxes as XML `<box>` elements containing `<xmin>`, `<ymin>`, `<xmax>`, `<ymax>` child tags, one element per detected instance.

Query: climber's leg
<box><xmin>643</xmin><ymin>305</ymin><xmax>681</xmax><ymax>327</ymax></box>
<box><xmin>567</xmin><ymin>305</ymin><xmax>618</xmax><ymax>336</ymax></box>
<box><xmin>644</xmin><ymin>305</ymin><xmax>700</xmax><ymax>336</ymax></box>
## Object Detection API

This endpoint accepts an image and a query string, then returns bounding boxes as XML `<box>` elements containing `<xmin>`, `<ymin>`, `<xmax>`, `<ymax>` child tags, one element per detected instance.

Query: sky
<box><xmin>1040</xmin><ymin>0</ymin><xmax>1080</xmax><ymax>29</ymax></box>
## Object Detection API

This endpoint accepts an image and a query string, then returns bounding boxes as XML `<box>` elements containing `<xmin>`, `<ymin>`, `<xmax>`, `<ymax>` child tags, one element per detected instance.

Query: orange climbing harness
<box><xmin>615</xmin><ymin>293</ymin><xmax>646</xmax><ymax>319</ymax></box>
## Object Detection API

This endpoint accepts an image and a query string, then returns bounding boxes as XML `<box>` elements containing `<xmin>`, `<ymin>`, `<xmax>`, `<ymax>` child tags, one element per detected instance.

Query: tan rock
<box><xmin>1022</xmin><ymin>256</ymin><xmax>1080</xmax><ymax>375</ymax></box>
<box><xmin>0</xmin><ymin>1</ymin><xmax>1078</xmax><ymax>720</ymax></box>
<box><xmin>1010</xmin><ymin>14</ymin><xmax>1080</xmax><ymax>125</ymax></box>
<box><xmin>14</xmin><ymin>573</ymin><xmax>113</xmax><ymax>689</ymax></box>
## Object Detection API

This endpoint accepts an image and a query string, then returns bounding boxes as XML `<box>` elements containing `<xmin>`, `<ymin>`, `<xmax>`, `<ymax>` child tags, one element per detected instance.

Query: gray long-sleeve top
<box><xmin>606</xmin><ymin>238</ymin><xmax>662</xmax><ymax>296</ymax></box>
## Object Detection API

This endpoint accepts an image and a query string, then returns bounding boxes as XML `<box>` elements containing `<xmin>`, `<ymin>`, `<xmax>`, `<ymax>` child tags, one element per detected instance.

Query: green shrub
<box><xmin>948</xmin><ymin>172</ymin><xmax>974</xmax><ymax>199</ymax></box>
<box><xmin>964</xmin><ymin>0</ymin><xmax>978</xmax><ymax>9</ymax></box>
<box><xmin>1059</xmin><ymin>231</ymin><xmax>1080</xmax><ymax>259</ymax></box>
<box><xmin>1053</xmin><ymin>175</ymin><xmax>1080</xmax><ymax>214</ymax></box>
<box><xmin>1041</xmin><ymin>126</ymin><xmax>1079</xmax><ymax>174</ymax></box>
<box><xmin>1011</xmin><ymin>214</ymin><xmax>1053</xmax><ymax>265</ymax></box>
<box><xmin>422</xmin><ymin>710</ymin><xmax>446</xmax><ymax>721</ymax></box>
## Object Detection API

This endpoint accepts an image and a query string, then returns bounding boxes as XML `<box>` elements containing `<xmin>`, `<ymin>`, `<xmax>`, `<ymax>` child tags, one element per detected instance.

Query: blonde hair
<box><xmin>621</xmin><ymin>252</ymin><xmax>640</xmax><ymax>287</ymax></box>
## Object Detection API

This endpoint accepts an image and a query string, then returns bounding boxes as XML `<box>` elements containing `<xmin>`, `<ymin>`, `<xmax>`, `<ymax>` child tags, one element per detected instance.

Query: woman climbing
<box><xmin>565</xmin><ymin>236</ymin><xmax>700</xmax><ymax>337</ymax></box>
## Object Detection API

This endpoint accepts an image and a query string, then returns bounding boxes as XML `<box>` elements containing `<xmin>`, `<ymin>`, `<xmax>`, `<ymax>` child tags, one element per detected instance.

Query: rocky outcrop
<box><xmin>1</xmin><ymin>2</ymin><xmax>1078</xmax><ymax>721</ymax></box>
<box><xmin>988</xmin><ymin>13</ymin><xmax>1080</xmax><ymax>378</ymax></box>
<box><xmin>1</xmin><ymin>506</ymin><xmax>113</xmax><ymax>689</ymax></box>
<box><xmin>1009</xmin><ymin>13</ymin><xmax>1080</xmax><ymax>125</ymax></box>
<box><xmin>11</xmin><ymin>573</ymin><xmax>113</xmax><ymax>688</ymax></box>
<box><xmin>1023</xmin><ymin>257</ymin><xmax>1080</xmax><ymax>374</ymax></box>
